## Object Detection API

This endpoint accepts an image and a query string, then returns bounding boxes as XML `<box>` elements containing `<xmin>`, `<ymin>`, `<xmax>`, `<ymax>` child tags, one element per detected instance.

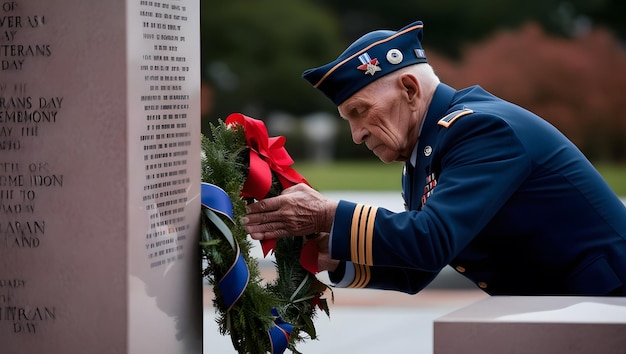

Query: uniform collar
<box><xmin>410</xmin><ymin>114</ymin><xmax>426</xmax><ymax>166</ymax></box>
<box><xmin>409</xmin><ymin>83</ymin><xmax>456</xmax><ymax>167</ymax></box>
<box><xmin>425</xmin><ymin>83</ymin><xmax>457</xmax><ymax>123</ymax></box>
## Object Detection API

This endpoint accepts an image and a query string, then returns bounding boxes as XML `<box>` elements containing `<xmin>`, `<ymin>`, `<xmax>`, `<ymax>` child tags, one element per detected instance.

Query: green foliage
<box><xmin>200</xmin><ymin>0</ymin><xmax>626</xmax><ymax>162</ymax></box>
<box><xmin>200</xmin><ymin>0</ymin><xmax>343</xmax><ymax>127</ymax></box>
<box><xmin>201</xmin><ymin>121</ymin><xmax>330</xmax><ymax>354</ymax></box>
<box><xmin>201</xmin><ymin>124</ymin><xmax>274</xmax><ymax>353</ymax></box>
<box><xmin>315</xmin><ymin>0</ymin><xmax>626</xmax><ymax>58</ymax></box>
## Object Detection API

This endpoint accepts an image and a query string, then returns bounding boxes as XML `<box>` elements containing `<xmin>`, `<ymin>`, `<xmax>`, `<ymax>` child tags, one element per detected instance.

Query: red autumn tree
<box><xmin>428</xmin><ymin>23</ymin><xmax>626</xmax><ymax>162</ymax></box>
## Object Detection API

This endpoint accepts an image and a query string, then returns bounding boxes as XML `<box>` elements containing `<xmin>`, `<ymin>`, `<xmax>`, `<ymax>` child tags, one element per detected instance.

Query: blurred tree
<box><xmin>200</xmin><ymin>0</ymin><xmax>343</xmax><ymax>133</ymax></box>
<box><xmin>428</xmin><ymin>23</ymin><xmax>626</xmax><ymax>162</ymax></box>
<box><xmin>314</xmin><ymin>0</ymin><xmax>626</xmax><ymax>58</ymax></box>
<box><xmin>200</xmin><ymin>0</ymin><xmax>626</xmax><ymax>161</ymax></box>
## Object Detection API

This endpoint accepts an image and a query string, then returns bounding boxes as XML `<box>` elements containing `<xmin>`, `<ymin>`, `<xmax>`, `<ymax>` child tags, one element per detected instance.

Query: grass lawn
<box><xmin>295</xmin><ymin>161</ymin><xmax>626</xmax><ymax>196</ymax></box>
<box><xmin>595</xmin><ymin>163</ymin><xmax>626</xmax><ymax>196</ymax></box>
<box><xmin>295</xmin><ymin>161</ymin><xmax>405</xmax><ymax>191</ymax></box>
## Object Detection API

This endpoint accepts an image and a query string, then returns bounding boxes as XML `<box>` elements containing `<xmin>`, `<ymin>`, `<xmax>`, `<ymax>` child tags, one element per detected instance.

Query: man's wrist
<box><xmin>323</xmin><ymin>200</ymin><xmax>339</xmax><ymax>232</ymax></box>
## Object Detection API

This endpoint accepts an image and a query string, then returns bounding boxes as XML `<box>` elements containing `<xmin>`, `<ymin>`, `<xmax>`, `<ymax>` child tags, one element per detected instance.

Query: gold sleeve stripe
<box><xmin>357</xmin><ymin>205</ymin><xmax>369</xmax><ymax>263</ymax></box>
<box><xmin>348</xmin><ymin>264</ymin><xmax>371</xmax><ymax>288</ymax></box>
<box><xmin>365</xmin><ymin>206</ymin><xmax>378</xmax><ymax>266</ymax></box>
<box><xmin>350</xmin><ymin>204</ymin><xmax>378</xmax><ymax>266</ymax></box>
<box><xmin>350</xmin><ymin>204</ymin><xmax>365</xmax><ymax>264</ymax></box>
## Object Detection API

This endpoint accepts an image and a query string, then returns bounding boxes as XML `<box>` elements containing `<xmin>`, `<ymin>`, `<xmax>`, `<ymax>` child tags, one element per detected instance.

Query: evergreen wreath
<box><xmin>201</xmin><ymin>113</ymin><xmax>331</xmax><ymax>354</ymax></box>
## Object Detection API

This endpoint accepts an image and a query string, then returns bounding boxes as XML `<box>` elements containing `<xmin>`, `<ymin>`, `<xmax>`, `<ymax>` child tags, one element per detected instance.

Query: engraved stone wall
<box><xmin>0</xmin><ymin>1</ymin><xmax>201</xmax><ymax>352</ymax></box>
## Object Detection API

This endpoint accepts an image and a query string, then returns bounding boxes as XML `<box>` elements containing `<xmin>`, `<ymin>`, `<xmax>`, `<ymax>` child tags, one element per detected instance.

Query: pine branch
<box><xmin>201</xmin><ymin>119</ymin><xmax>330</xmax><ymax>353</ymax></box>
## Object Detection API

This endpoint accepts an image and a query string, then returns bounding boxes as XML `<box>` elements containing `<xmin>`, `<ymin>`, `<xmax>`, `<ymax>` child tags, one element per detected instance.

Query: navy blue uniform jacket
<box><xmin>329</xmin><ymin>83</ymin><xmax>626</xmax><ymax>295</ymax></box>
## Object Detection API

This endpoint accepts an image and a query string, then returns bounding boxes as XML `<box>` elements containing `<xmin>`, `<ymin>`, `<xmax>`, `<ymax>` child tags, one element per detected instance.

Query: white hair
<box><xmin>397</xmin><ymin>63</ymin><xmax>439</xmax><ymax>88</ymax></box>
<box><xmin>372</xmin><ymin>63</ymin><xmax>440</xmax><ymax>96</ymax></box>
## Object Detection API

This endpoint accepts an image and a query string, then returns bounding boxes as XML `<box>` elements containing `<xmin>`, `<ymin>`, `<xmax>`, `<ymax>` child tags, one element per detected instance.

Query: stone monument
<box><xmin>0</xmin><ymin>0</ymin><xmax>202</xmax><ymax>353</ymax></box>
<box><xmin>434</xmin><ymin>296</ymin><xmax>626</xmax><ymax>354</ymax></box>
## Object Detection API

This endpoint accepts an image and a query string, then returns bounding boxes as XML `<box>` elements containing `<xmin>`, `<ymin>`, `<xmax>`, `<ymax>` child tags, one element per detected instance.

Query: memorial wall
<box><xmin>0</xmin><ymin>1</ymin><xmax>202</xmax><ymax>352</ymax></box>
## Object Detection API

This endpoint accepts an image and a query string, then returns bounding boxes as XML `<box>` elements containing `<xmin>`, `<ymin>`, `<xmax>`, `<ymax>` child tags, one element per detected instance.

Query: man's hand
<box><xmin>315</xmin><ymin>232</ymin><xmax>340</xmax><ymax>272</ymax></box>
<box><xmin>242</xmin><ymin>183</ymin><xmax>338</xmax><ymax>240</ymax></box>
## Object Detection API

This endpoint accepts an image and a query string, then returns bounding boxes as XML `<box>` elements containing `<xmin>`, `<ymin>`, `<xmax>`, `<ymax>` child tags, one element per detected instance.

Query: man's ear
<box><xmin>398</xmin><ymin>73</ymin><xmax>420</xmax><ymax>106</ymax></box>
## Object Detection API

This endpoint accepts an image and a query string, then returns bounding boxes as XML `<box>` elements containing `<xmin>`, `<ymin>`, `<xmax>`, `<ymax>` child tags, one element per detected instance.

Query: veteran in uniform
<box><xmin>243</xmin><ymin>21</ymin><xmax>626</xmax><ymax>296</ymax></box>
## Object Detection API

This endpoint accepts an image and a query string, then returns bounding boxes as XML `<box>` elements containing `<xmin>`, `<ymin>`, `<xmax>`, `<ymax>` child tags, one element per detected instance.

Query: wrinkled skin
<box><xmin>243</xmin><ymin>183</ymin><xmax>338</xmax><ymax>238</ymax></box>
<box><xmin>243</xmin><ymin>70</ymin><xmax>431</xmax><ymax>272</ymax></box>
<box><xmin>243</xmin><ymin>184</ymin><xmax>339</xmax><ymax>271</ymax></box>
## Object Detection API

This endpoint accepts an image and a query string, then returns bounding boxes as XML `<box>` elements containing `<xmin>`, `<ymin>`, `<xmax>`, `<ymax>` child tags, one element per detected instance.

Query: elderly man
<box><xmin>243</xmin><ymin>20</ymin><xmax>626</xmax><ymax>295</ymax></box>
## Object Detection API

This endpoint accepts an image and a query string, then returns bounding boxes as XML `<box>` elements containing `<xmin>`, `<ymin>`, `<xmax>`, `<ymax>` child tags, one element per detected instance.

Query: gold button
<box><xmin>477</xmin><ymin>282</ymin><xmax>488</xmax><ymax>289</ymax></box>
<box><xmin>455</xmin><ymin>265</ymin><xmax>466</xmax><ymax>273</ymax></box>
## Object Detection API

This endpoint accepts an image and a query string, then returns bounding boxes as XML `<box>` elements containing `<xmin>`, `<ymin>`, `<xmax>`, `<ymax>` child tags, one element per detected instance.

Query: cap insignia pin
<box><xmin>357</xmin><ymin>53</ymin><xmax>381</xmax><ymax>76</ymax></box>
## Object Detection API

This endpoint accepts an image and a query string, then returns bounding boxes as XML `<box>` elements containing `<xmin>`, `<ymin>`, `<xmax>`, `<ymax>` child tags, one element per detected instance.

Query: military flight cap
<box><xmin>302</xmin><ymin>20</ymin><xmax>428</xmax><ymax>106</ymax></box>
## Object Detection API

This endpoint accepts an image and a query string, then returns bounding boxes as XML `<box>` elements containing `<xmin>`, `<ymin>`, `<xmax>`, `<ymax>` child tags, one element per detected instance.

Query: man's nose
<box><xmin>350</xmin><ymin>123</ymin><xmax>367</xmax><ymax>144</ymax></box>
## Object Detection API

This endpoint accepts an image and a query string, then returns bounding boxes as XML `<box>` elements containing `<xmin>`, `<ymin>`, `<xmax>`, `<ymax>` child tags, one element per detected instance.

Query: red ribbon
<box><xmin>225</xmin><ymin>113</ymin><xmax>319</xmax><ymax>274</ymax></box>
<box><xmin>225</xmin><ymin>113</ymin><xmax>308</xmax><ymax>200</ymax></box>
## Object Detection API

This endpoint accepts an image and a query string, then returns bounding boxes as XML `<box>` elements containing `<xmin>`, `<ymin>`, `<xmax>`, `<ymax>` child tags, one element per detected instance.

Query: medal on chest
<box><xmin>419</xmin><ymin>144</ymin><xmax>437</xmax><ymax>209</ymax></box>
<box><xmin>421</xmin><ymin>172</ymin><xmax>437</xmax><ymax>208</ymax></box>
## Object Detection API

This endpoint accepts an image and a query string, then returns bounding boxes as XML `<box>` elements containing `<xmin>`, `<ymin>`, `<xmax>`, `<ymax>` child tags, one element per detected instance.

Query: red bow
<box><xmin>225</xmin><ymin>113</ymin><xmax>308</xmax><ymax>199</ymax></box>
<box><xmin>225</xmin><ymin>113</ymin><xmax>318</xmax><ymax>274</ymax></box>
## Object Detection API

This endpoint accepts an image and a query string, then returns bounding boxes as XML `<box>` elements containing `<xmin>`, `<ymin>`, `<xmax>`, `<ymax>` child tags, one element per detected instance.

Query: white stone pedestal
<box><xmin>434</xmin><ymin>296</ymin><xmax>626</xmax><ymax>354</ymax></box>
<box><xmin>0</xmin><ymin>1</ymin><xmax>202</xmax><ymax>353</ymax></box>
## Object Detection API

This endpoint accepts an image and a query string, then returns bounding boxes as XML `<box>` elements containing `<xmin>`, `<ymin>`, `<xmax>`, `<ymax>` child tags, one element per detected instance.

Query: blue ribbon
<box><xmin>201</xmin><ymin>182</ymin><xmax>234</xmax><ymax>221</ymax></box>
<box><xmin>269</xmin><ymin>308</ymin><xmax>293</xmax><ymax>354</ymax></box>
<box><xmin>201</xmin><ymin>183</ymin><xmax>249</xmax><ymax>311</ymax></box>
<box><xmin>201</xmin><ymin>182</ymin><xmax>293</xmax><ymax>353</ymax></box>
